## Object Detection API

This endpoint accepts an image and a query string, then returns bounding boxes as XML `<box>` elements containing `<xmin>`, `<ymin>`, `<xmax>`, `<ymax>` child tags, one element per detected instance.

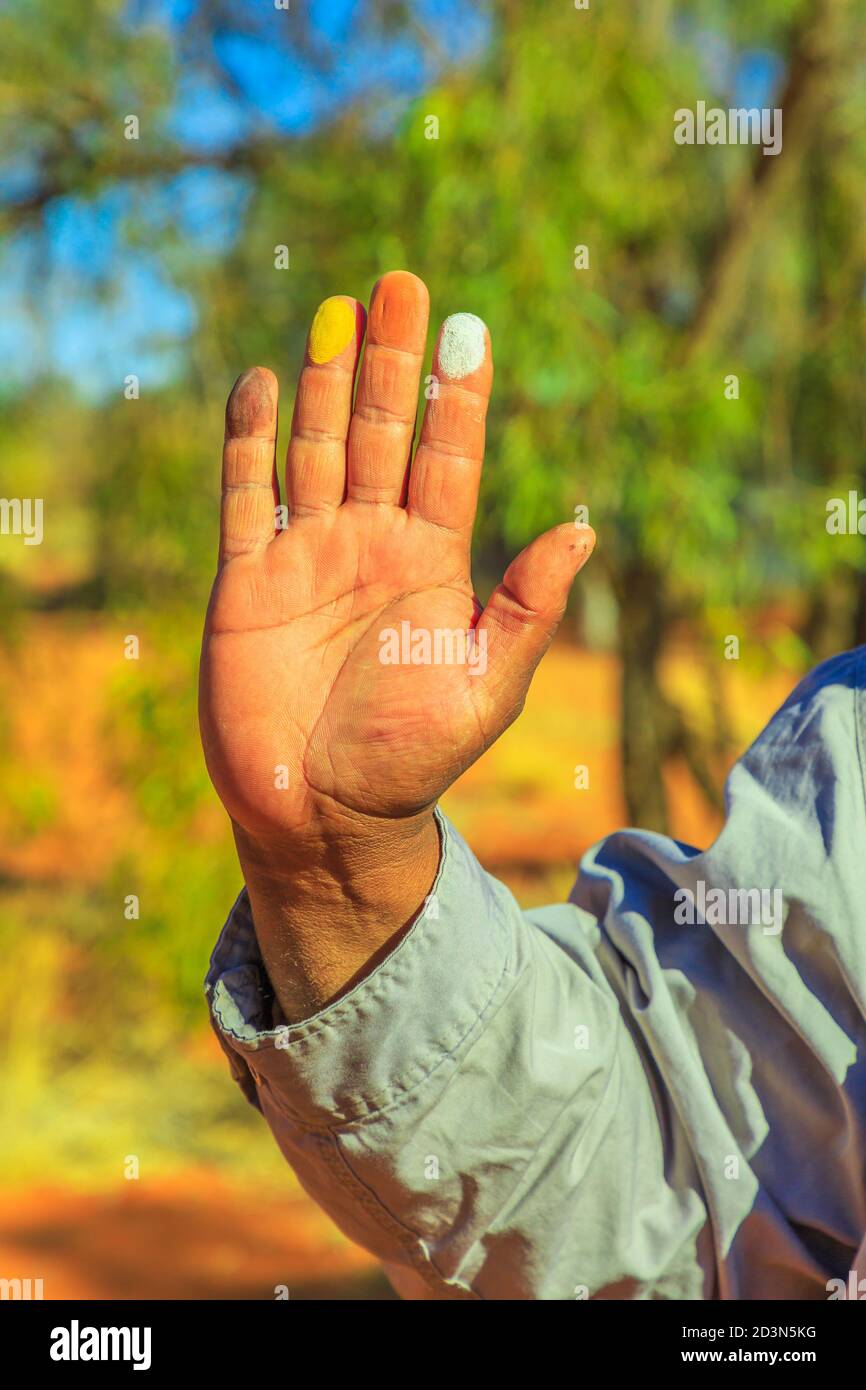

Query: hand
<box><xmin>200</xmin><ymin>270</ymin><xmax>594</xmax><ymax>848</ymax></box>
<box><xmin>199</xmin><ymin>271</ymin><xmax>594</xmax><ymax>1017</ymax></box>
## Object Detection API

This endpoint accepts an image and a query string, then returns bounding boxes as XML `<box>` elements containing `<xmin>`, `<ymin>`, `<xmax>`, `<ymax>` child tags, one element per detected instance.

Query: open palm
<box><xmin>199</xmin><ymin>271</ymin><xmax>594</xmax><ymax>844</ymax></box>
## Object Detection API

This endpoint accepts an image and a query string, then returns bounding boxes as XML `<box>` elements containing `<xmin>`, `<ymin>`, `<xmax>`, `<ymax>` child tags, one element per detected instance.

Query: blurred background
<box><xmin>0</xmin><ymin>0</ymin><xmax>864</xmax><ymax>1298</ymax></box>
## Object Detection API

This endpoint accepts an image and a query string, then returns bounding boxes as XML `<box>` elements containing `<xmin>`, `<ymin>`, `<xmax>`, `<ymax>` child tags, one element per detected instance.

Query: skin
<box><xmin>199</xmin><ymin>270</ymin><xmax>595</xmax><ymax>1021</ymax></box>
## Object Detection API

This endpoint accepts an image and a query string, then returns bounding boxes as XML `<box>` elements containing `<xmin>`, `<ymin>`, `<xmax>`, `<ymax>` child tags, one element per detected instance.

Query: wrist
<box><xmin>233</xmin><ymin>808</ymin><xmax>442</xmax><ymax>1022</ymax></box>
<box><xmin>234</xmin><ymin>804</ymin><xmax>438</xmax><ymax>889</ymax></box>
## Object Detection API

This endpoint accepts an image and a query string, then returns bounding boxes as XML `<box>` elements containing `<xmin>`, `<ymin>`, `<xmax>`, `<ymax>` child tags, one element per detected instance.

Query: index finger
<box><xmin>407</xmin><ymin>312</ymin><xmax>493</xmax><ymax>533</ymax></box>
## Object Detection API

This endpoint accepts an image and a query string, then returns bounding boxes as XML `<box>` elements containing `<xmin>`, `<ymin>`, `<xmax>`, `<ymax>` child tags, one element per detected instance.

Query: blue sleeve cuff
<box><xmin>205</xmin><ymin>808</ymin><xmax>515</xmax><ymax>1129</ymax></box>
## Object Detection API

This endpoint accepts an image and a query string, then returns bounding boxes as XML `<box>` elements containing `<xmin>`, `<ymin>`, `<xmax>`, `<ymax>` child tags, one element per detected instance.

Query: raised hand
<box><xmin>200</xmin><ymin>270</ymin><xmax>593</xmax><ymax>843</ymax></box>
<box><xmin>199</xmin><ymin>271</ymin><xmax>594</xmax><ymax>1016</ymax></box>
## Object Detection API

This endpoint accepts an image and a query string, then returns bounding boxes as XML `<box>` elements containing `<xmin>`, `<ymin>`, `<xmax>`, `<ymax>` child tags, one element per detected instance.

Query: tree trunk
<box><xmin>619</xmin><ymin>567</ymin><xmax>670</xmax><ymax>831</ymax></box>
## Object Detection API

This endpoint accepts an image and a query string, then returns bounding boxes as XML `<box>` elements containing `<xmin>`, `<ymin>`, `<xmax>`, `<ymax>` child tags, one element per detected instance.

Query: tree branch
<box><xmin>680</xmin><ymin>0</ymin><xmax>846</xmax><ymax>363</ymax></box>
<box><xmin>0</xmin><ymin>138</ymin><xmax>287</xmax><ymax>231</ymax></box>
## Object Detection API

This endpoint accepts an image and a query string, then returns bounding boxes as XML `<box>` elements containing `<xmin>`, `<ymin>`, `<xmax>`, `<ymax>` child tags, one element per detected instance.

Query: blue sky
<box><xmin>0</xmin><ymin>0</ymin><xmax>489</xmax><ymax>399</ymax></box>
<box><xmin>0</xmin><ymin>1</ymin><xmax>781</xmax><ymax>401</ymax></box>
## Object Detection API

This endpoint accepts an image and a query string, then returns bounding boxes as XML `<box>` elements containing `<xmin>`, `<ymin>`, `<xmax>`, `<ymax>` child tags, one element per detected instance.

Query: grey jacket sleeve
<box><xmin>206</xmin><ymin>810</ymin><xmax>712</xmax><ymax>1300</ymax></box>
<box><xmin>206</xmin><ymin>647</ymin><xmax>866</xmax><ymax>1299</ymax></box>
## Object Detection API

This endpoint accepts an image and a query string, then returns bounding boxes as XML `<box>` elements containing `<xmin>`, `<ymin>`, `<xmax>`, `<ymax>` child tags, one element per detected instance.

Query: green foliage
<box><xmin>3</xmin><ymin>0</ymin><xmax>864</xmax><ymax>625</ymax></box>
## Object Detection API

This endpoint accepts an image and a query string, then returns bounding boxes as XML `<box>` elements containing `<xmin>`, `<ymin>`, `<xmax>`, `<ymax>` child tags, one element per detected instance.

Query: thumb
<box><xmin>474</xmin><ymin>522</ymin><xmax>595</xmax><ymax>729</ymax></box>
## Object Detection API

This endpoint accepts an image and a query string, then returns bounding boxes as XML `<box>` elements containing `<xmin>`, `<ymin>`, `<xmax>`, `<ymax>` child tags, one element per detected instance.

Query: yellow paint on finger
<box><xmin>308</xmin><ymin>297</ymin><xmax>356</xmax><ymax>364</ymax></box>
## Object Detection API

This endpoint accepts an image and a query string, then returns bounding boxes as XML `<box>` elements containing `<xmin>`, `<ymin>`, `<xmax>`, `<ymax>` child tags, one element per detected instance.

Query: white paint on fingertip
<box><xmin>438</xmin><ymin>312</ymin><xmax>486</xmax><ymax>380</ymax></box>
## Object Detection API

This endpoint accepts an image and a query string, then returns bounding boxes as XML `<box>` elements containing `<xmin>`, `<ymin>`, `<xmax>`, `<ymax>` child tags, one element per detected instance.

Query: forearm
<box><xmin>233</xmin><ymin>807</ymin><xmax>441</xmax><ymax>1022</ymax></box>
<box><xmin>207</xmin><ymin>812</ymin><xmax>681</xmax><ymax>1299</ymax></box>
